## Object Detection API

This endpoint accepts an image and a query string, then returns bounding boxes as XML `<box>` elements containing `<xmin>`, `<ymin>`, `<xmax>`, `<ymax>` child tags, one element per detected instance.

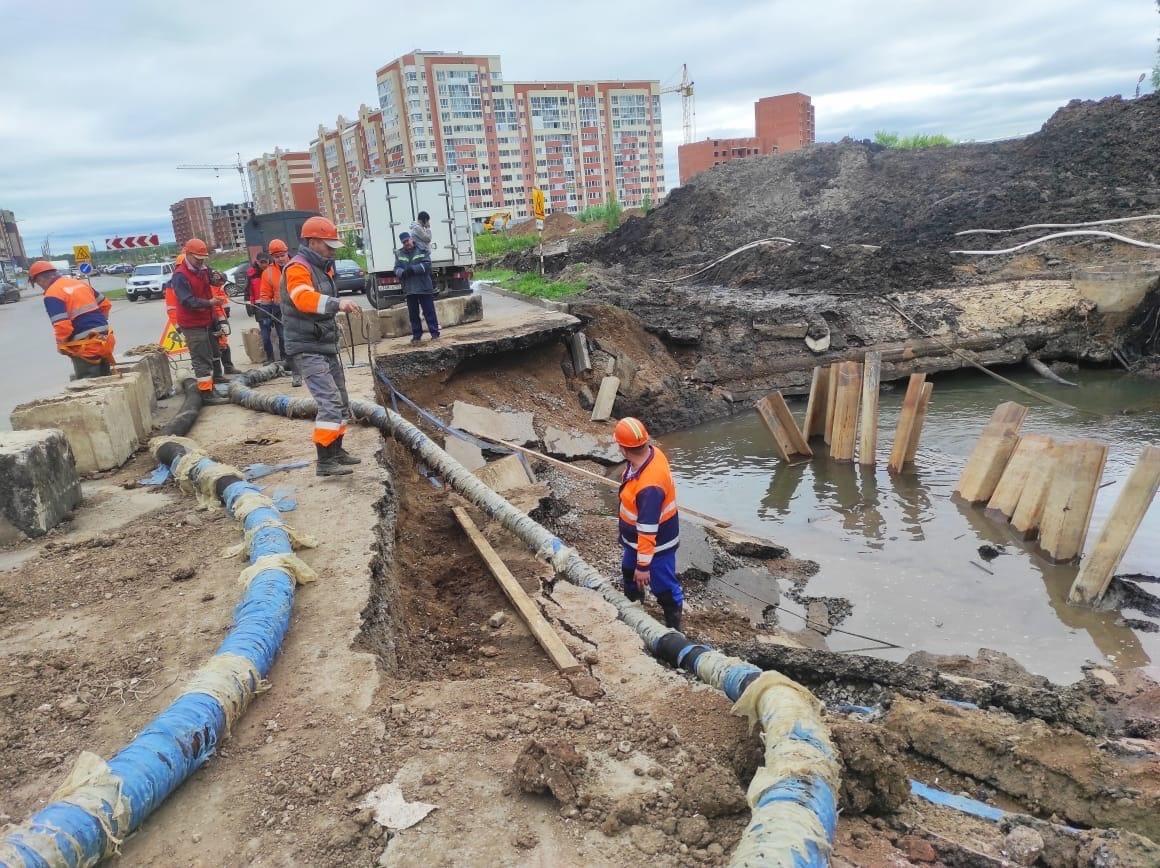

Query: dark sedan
<box><xmin>334</xmin><ymin>259</ymin><xmax>366</xmax><ymax>294</ymax></box>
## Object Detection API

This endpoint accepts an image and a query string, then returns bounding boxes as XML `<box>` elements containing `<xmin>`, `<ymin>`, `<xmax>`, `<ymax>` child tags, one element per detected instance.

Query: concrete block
<box><xmin>66</xmin><ymin>372</ymin><xmax>152</xmax><ymax>442</ymax></box>
<box><xmin>242</xmin><ymin>328</ymin><xmax>267</xmax><ymax>365</ymax></box>
<box><xmin>590</xmin><ymin>376</ymin><xmax>620</xmax><ymax>422</ymax></box>
<box><xmin>120</xmin><ymin>350</ymin><xmax>171</xmax><ymax>400</ymax></box>
<box><xmin>451</xmin><ymin>401</ymin><xmax>537</xmax><ymax>446</ymax></box>
<box><xmin>569</xmin><ymin>332</ymin><xmax>591</xmax><ymax>374</ymax></box>
<box><xmin>114</xmin><ymin>360</ymin><xmax>159</xmax><ymax>410</ymax></box>
<box><xmin>376</xmin><ymin>293</ymin><xmax>484</xmax><ymax>339</ymax></box>
<box><xmin>444</xmin><ymin>435</ymin><xmax>486</xmax><ymax>471</ymax></box>
<box><xmin>474</xmin><ymin>454</ymin><xmax>536</xmax><ymax>493</ymax></box>
<box><xmin>542</xmin><ymin>426</ymin><xmax>622</xmax><ymax>465</ymax></box>
<box><xmin>0</xmin><ymin>429</ymin><xmax>82</xmax><ymax>543</ymax></box>
<box><xmin>338</xmin><ymin>305</ymin><xmax>380</xmax><ymax>348</ymax></box>
<box><xmin>11</xmin><ymin>389</ymin><xmax>138</xmax><ymax>474</ymax></box>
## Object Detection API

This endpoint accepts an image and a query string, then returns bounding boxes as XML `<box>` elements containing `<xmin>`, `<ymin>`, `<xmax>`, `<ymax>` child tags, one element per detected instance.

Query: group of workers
<box><xmin>27</xmin><ymin>215</ymin><xmax>686</xmax><ymax>624</ymax></box>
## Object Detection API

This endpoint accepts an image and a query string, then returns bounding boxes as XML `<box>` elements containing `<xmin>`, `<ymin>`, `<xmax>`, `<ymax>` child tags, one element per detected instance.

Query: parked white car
<box><xmin>126</xmin><ymin>262</ymin><xmax>174</xmax><ymax>301</ymax></box>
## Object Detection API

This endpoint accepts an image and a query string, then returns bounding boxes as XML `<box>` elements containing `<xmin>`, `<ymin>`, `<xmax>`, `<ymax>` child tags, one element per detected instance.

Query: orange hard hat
<box><xmin>613</xmin><ymin>417</ymin><xmax>650</xmax><ymax>449</ymax></box>
<box><xmin>184</xmin><ymin>238</ymin><xmax>209</xmax><ymax>257</ymax></box>
<box><xmin>268</xmin><ymin>238</ymin><xmax>289</xmax><ymax>254</ymax></box>
<box><xmin>28</xmin><ymin>260</ymin><xmax>58</xmax><ymax>281</ymax></box>
<box><xmin>300</xmin><ymin>215</ymin><xmax>342</xmax><ymax>247</ymax></box>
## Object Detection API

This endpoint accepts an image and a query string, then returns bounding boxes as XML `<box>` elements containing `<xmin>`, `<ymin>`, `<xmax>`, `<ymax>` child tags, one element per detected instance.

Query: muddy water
<box><xmin>659</xmin><ymin>369</ymin><xmax>1160</xmax><ymax>683</ymax></box>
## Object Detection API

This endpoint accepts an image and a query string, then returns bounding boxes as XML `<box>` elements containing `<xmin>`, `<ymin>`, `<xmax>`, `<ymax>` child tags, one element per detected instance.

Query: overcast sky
<box><xmin>2</xmin><ymin>0</ymin><xmax>1155</xmax><ymax>253</ymax></box>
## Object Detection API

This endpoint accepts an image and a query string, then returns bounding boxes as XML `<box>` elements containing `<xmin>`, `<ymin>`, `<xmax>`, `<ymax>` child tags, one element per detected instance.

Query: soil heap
<box><xmin>585</xmin><ymin>94</ymin><xmax>1160</xmax><ymax>296</ymax></box>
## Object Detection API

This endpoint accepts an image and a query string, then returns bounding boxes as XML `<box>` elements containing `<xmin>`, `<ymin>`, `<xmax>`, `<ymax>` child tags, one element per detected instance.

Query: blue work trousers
<box><xmin>406</xmin><ymin>293</ymin><xmax>440</xmax><ymax>340</ymax></box>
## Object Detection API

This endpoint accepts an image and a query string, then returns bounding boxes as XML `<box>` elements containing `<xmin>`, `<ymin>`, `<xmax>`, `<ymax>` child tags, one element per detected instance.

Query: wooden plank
<box><xmin>953</xmin><ymin>401</ymin><xmax>1029</xmax><ymax>501</ymax></box>
<box><xmin>903</xmin><ymin>381</ymin><xmax>934</xmax><ymax>463</ymax></box>
<box><xmin>755</xmin><ymin>392</ymin><xmax>813</xmax><ymax>464</ymax></box>
<box><xmin>829</xmin><ymin>361</ymin><xmax>863</xmax><ymax>462</ymax></box>
<box><xmin>1037</xmin><ymin>439</ymin><xmax>1108</xmax><ymax>563</ymax></box>
<box><xmin>985</xmin><ymin>434</ymin><xmax>1054</xmax><ymax>520</ymax></box>
<box><xmin>824</xmin><ymin>362</ymin><xmax>839</xmax><ymax>445</ymax></box>
<box><xmin>590</xmin><ymin>376</ymin><xmax>620</xmax><ymax>422</ymax></box>
<box><xmin>1070</xmin><ymin>445</ymin><xmax>1160</xmax><ymax>604</ymax></box>
<box><xmin>802</xmin><ymin>366</ymin><xmax>830</xmax><ymax>441</ymax></box>
<box><xmin>887</xmin><ymin>373</ymin><xmax>928</xmax><ymax>475</ymax></box>
<box><xmin>858</xmin><ymin>352</ymin><xmax>882</xmax><ymax>465</ymax></box>
<box><xmin>452</xmin><ymin>506</ymin><xmax>580</xmax><ymax>671</ymax></box>
<box><xmin>1010</xmin><ymin>444</ymin><xmax>1061</xmax><ymax>538</ymax></box>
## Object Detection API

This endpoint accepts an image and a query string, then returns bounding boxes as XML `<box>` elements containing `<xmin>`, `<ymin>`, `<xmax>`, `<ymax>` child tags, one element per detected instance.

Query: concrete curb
<box><xmin>477</xmin><ymin>284</ymin><xmax>573</xmax><ymax>314</ymax></box>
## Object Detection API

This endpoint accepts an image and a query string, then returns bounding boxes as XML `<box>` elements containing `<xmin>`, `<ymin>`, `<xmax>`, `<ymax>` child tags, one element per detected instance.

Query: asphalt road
<box><xmin>0</xmin><ymin>277</ymin><xmax>530</xmax><ymax>429</ymax></box>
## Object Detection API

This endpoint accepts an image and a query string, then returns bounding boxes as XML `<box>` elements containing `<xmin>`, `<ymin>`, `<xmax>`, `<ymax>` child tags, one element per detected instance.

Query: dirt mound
<box><xmin>508</xmin><ymin>211</ymin><xmax>582</xmax><ymax>242</ymax></box>
<box><xmin>590</xmin><ymin>94</ymin><xmax>1160</xmax><ymax>293</ymax></box>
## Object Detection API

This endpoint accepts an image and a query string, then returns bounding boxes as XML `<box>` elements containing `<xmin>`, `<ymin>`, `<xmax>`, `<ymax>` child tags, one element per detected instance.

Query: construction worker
<box><xmin>409</xmin><ymin>211</ymin><xmax>433</xmax><ymax>253</ymax></box>
<box><xmin>614</xmin><ymin>417</ymin><xmax>683</xmax><ymax>630</ymax></box>
<box><xmin>280</xmin><ymin>215</ymin><xmax>362</xmax><ymax>476</ymax></box>
<box><xmin>29</xmin><ymin>261</ymin><xmax>116</xmax><ymax>379</ymax></box>
<box><xmin>163</xmin><ymin>252</ymin><xmax>185</xmax><ymax>325</ymax></box>
<box><xmin>171</xmin><ymin>238</ymin><xmax>228</xmax><ymax>404</ymax></box>
<box><xmin>394</xmin><ymin>231</ymin><xmax>439</xmax><ymax>343</ymax></box>
<box><xmin>209</xmin><ymin>270</ymin><xmax>238</xmax><ymax>377</ymax></box>
<box><xmin>260</xmin><ymin>239</ymin><xmax>299</xmax><ymax>385</ymax></box>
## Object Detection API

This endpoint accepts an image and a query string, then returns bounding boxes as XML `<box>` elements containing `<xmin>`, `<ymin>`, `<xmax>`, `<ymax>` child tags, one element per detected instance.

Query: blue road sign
<box><xmin>79</xmin><ymin>262</ymin><xmax>93</xmax><ymax>275</ymax></box>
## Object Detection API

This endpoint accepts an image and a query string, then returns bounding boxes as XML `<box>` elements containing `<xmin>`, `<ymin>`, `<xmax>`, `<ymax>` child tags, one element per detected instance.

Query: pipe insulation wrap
<box><xmin>0</xmin><ymin>441</ymin><xmax>302</xmax><ymax>868</ymax></box>
<box><xmin>229</xmin><ymin>366</ymin><xmax>840</xmax><ymax>867</ymax></box>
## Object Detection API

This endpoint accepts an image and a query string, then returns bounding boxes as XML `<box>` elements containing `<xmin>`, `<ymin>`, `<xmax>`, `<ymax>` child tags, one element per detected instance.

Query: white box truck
<box><xmin>359</xmin><ymin>172</ymin><xmax>476</xmax><ymax>309</ymax></box>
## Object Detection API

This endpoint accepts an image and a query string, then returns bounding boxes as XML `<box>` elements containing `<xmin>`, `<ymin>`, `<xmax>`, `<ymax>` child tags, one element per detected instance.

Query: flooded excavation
<box><xmin>660</xmin><ymin>368</ymin><xmax>1160</xmax><ymax>683</ymax></box>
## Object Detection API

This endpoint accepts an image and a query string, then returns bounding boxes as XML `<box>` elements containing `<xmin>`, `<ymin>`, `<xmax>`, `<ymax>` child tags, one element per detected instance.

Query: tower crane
<box><xmin>661</xmin><ymin>64</ymin><xmax>696</xmax><ymax>145</ymax></box>
<box><xmin>176</xmin><ymin>152</ymin><xmax>252</xmax><ymax>205</ymax></box>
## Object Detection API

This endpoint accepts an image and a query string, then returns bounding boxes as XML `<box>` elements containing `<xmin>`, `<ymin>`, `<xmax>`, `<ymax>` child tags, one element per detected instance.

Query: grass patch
<box><xmin>475</xmin><ymin>268</ymin><xmax>586</xmax><ymax>300</ymax></box>
<box><xmin>209</xmin><ymin>252</ymin><xmax>250</xmax><ymax>271</ymax></box>
<box><xmin>873</xmin><ymin>130</ymin><xmax>957</xmax><ymax>149</ymax></box>
<box><xmin>475</xmin><ymin>232</ymin><xmax>540</xmax><ymax>260</ymax></box>
<box><xmin>103</xmin><ymin>287</ymin><xmax>127</xmax><ymax>300</ymax></box>
<box><xmin>578</xmin><ymin>194</ymin><xmax>622</xmax><ymax>231</ymax></box>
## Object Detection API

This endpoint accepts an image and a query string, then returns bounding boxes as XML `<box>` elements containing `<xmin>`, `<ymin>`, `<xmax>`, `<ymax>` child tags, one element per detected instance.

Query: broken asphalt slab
<box><xmin>450</xmin><ymin>401</ymin><xmax>537</xmax><ymax>447</ymax></box>
<box><xmin>541</xmin><ymin>426</ymin><xmax>623</xmax><ymax>466</ymax></box>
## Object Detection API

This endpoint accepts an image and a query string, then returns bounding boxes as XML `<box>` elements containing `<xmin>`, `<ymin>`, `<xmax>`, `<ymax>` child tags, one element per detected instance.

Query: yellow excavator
<box><xmin>481</xmin><ymin>211</ymin><xmax>513</xmax><ymax>233</ymax></box>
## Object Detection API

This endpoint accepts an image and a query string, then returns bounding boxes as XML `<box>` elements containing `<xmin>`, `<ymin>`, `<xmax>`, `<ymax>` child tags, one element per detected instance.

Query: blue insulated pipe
<box><xmin>1</xmin><ymin>441</ymin><xmax>300</xmax><ymax>867</ymax></box>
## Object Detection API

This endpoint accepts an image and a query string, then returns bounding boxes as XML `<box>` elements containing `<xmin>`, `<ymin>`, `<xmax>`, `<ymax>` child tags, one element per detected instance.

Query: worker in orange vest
<box><xmin>171</xmin><ymin>238</ymin><xmax>228</xmax><ymax>403</ymax></box>
<box><xmin>260</xmin><ymin>239</ymin><xmax>299</xmax><ymax>385</ymax></box>
<box><xmin>614</xmin><ymin>417</ymin><xmax>683</xmax><ymax>630</ymax></box>
<box><xmin>209</xmin><ymin>270</ymin><xmax>238</xmax><ymax>377</ymax></box>
<box><xmin>29</xmin><ymin>261</ymin><xmax>117</xmax><ymax>379</ymax></box>
<box><xmin>280</xmin><ymin>215</ymin><xmax>362</xmax><ymax>476</ymax></box>
<box><xmin>163</xmin><ymin>252</ymin><xmax>185</xmax><ymax>325</ymax></box>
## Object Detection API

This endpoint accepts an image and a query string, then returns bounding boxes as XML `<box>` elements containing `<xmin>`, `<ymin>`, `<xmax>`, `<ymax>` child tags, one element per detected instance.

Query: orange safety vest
<box><xmin>618</xmin><ymin>446</ymin><xmax>680</xmax><ymax>569</ymax></box>
<box><xmin>211</xmin><ymin>285</ymin><xmax>231</xmax><ymax>348</ymax></box>
<box><xmin>44</xmin><ymin>276</ymin><xmax>116</xmax><ymax>363</ymax></box>
<box><xmin>259</xmin><ymin>263</ymin><xmax>282</xmax><ymax>304</ymax></box>
<box><xmin>164</xmin><ymin>285</ymin><xmax>178</xmax><ymax>324</ymax></box>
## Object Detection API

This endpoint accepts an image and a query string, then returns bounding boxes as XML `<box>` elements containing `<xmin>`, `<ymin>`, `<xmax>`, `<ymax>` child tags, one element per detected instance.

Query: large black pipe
<box><xmin>159</xmin><ymin>377</ymin><xmax>204</xmax><ymax>442</ymax></box>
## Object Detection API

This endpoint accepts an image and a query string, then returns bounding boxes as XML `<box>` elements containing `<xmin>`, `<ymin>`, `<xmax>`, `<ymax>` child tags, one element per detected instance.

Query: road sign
<box><xmin>78</xmin><ymin>262</ymin><xmax>93</xmax><ymax>275</ymax></box>
<box><xmin>531</xmin><ymin>188</ymin><xmax>546</xmax><ymax>222</ymax></box>
<box><xmin>106</xmin><ymin>234</ymin><xmax>161</xmax><ymax>251</ymax></box>
<box><xmin>73</xmin><ymin>244</ymin><xmax>92</xmax><ymax>264</ymax></box>
<box><xmin>158</xmin><ymin>321</ymin><xmax>188</xmax><ymax>357</ymax></box>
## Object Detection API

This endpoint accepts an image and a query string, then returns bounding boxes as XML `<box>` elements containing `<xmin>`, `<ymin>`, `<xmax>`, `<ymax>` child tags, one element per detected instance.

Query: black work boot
<box><xmin>316</xmin><ymin>443</ymin><xmax>354</xmax><ymax>477</ymax></box>
<box><xmin>332</xmin><ymin>436</ymin><xmax>361</xmax><ymax>466</ymax></box>
<box><xmin>657</xmin><ymin>591</ymin><xmax>683</xmax><ymax>632</ymax></box>
<box><xmin>212</xmin><ymin>358</ymin><xmax>228</xmax><ymax>384</ymax></box>
<box><xmin>221</xmin><ymin>346</ymin><xmax>239</xmax><ymax>375</ymax></box>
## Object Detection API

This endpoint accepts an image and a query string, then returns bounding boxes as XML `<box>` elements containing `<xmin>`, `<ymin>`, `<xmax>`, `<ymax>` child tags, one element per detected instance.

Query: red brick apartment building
<box><xmin>678</xmin><ymin>92</ymin><xmax>815</xmax><ymax>184</ymax></box>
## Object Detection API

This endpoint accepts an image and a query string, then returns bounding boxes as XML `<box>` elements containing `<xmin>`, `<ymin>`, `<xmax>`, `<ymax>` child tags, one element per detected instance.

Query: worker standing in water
<box><xmin>29</xmin><ymin>261</ymin><xmax>116</xmax><ymax>379</ymax></box>
<box><xmin>614</xmin><ymin>417</ymin><xmax>683</xmax><ymax>630</ymax></box>
<box><xmin>280</xmin><ymin>216</ymin><xmax>363</xmax><ymax>476</ymax></box>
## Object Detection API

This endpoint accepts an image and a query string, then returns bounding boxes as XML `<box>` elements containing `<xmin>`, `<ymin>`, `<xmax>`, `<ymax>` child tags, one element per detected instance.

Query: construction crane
<box><xmin>661</xmin><ymin>64</ymin><xmax>696</xmax><ymax>145</ymax></box>
<box><xmin>176</xmin><ymin>152</ymin><xmax>252</xmax><ymax>205</ymax></box>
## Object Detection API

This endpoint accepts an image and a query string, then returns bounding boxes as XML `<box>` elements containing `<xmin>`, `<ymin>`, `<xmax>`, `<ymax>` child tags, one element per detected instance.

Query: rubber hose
<box><xmin>160</xmin><ymin>377</ymin><xmax>203</xmax><ymax>438</ymax></box>
<box><xmin>0</xmin><ymin>442</ymin><xmax>298</xmax><ymax>868</ymax></box>
<box><xmin>228</xmin><ymin>365</ymin><xmax>841</xmax><ymax>867</ymax></box>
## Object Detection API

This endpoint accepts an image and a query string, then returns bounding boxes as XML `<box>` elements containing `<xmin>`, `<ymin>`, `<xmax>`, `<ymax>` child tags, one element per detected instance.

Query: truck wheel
<box><xmin>366</xmin><ymin>282</ymin><xmax>385</xmax><ymax>310</ymax></box>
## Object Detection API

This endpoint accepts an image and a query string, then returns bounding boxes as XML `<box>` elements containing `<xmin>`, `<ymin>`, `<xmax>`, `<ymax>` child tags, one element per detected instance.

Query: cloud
<box><xmin>2</xmin><ymin>0</ymin><xmax>1156</xmax><ymax>252</ymax></box>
